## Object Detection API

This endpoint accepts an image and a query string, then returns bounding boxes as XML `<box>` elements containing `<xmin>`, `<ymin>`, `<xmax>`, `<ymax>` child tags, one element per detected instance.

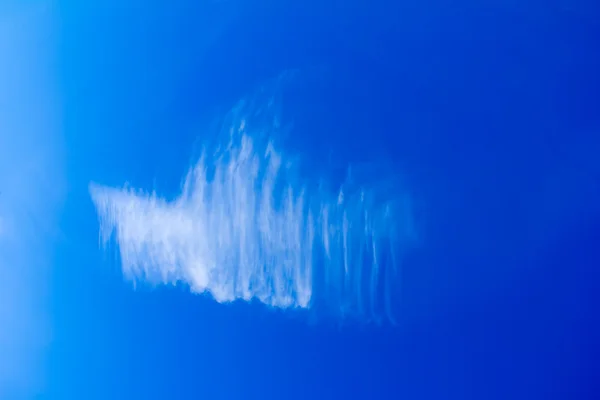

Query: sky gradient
<box><xmin>1</xmin><ymin>1</ymin><xmax>600</xmax><ymax>399</ymax></box>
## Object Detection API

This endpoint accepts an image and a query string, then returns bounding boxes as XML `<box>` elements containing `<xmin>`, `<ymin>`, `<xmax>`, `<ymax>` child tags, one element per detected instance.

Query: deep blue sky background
<box><xmin>7</xmin><ymin>0</ymin><xmax>597</xmax><ymax>398</ymax></box>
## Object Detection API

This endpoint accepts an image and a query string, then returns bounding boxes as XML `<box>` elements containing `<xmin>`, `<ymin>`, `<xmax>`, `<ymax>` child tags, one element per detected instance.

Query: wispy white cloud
<box><xmin>91</xmin><ymin>82</ymin><xmax>417</xmax><ymax>322</ymax></box>
<box><xmin>0</xmin><ymin>2</ymin><xmax>63</xmax><ymax>397</ymax></box>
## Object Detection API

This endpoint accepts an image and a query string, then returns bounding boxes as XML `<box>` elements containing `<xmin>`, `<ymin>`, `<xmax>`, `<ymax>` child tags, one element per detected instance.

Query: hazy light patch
<box><xmin>0</xmin><ymin>2</ymin><xmax>63</xmax><ymax>397</ymax></box>
<box><xmin>91</xmin><ymin>83</ymin><xmax>417</xmax><ymax>322</ymax></box>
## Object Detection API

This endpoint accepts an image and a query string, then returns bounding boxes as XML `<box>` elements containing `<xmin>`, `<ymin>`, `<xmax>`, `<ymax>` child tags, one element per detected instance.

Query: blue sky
<box><xmin>1</xmin><ymin>1</ymin><xmax>600</xmax><ymax>399</ymax></box>
<box><xmin>1</xmin><ymin>2</ymin><xmax>64</xmax><ymax>396</ymax></box>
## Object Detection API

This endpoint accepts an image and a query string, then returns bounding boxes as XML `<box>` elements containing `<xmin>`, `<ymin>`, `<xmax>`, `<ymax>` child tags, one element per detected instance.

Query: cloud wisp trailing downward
<box><xmin>90</xmin><ymin>84</ymin><xmax>416</xmax><ymax>322</ymax></box>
